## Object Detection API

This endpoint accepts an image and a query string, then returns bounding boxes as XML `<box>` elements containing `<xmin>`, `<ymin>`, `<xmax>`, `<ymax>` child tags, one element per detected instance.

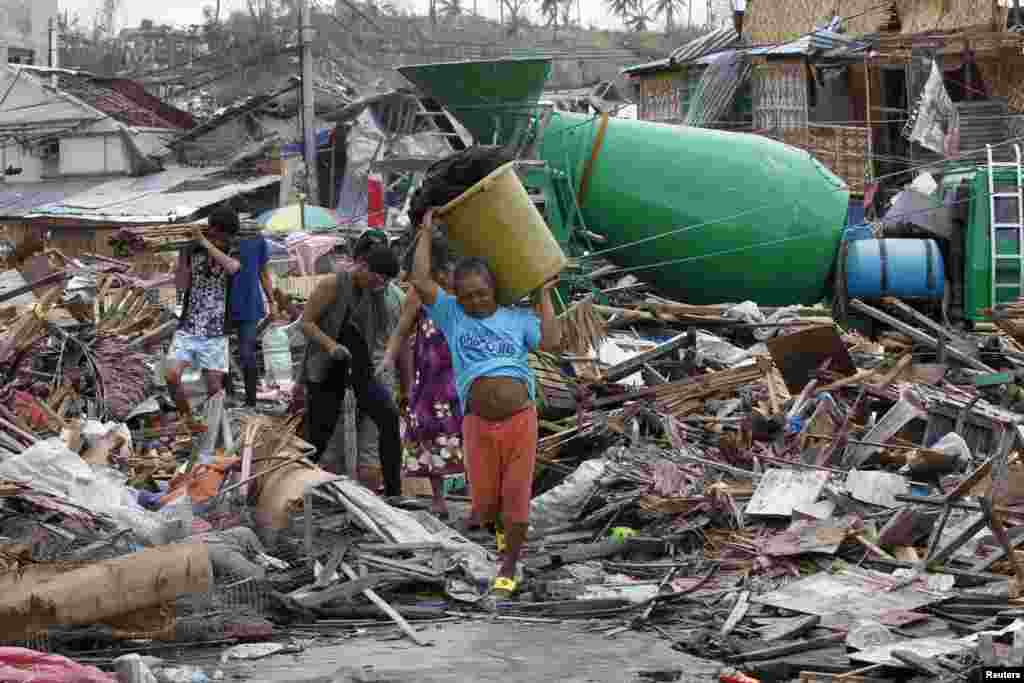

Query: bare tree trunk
<box><xmin>215</xmin><ymin>0</ymin><xmax>221</xmax><ymax>23</ymax></box>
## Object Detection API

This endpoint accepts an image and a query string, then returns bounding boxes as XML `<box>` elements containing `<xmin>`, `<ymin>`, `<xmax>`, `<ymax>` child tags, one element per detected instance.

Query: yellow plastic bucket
<box><xmin>437</xmin><ymin>162</ymin><xmax>566</xmax><ymax>305</ymax></box>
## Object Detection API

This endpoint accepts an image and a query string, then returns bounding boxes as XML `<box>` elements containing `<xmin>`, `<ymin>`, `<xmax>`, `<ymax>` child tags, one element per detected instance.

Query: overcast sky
<box><xmin>57</xmin><ymin>0</ymin><xmax>718</xmax><ymax>34</ymax></box>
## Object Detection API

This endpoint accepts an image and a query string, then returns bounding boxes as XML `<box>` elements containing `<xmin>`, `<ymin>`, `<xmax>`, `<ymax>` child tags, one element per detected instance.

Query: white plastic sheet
<box><xmin>0</xmin><ymin>439</ymin><xmax>171</xmax><ymax>545</ymax></box>
<box><xmin>529</xmin><ymin>458</ymin><xmax>609</xmax><ymax>533</ymax></box>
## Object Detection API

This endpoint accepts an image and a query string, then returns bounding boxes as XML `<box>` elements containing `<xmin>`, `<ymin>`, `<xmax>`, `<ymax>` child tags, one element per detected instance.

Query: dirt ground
<box><xmin>227</xmin><ymin>619</ymin><xmax>720</xmax><ymax>683</ymax></box>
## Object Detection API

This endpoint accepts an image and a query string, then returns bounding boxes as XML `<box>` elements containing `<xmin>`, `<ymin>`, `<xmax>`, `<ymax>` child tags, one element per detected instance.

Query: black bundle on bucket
<box><xmin>407</xmin><ymin>145</ymin><xmax>518</xmax><ymax>228</ymax></box>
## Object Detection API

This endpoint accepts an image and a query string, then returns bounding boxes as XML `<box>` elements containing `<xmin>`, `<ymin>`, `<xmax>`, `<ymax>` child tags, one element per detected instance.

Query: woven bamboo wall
<box><xmin>744</xmin><ymin>0</ymin><xmax>1005</xmax><ymax>44</ymax></box>
<box><xmin>976</xmin><ymin>50</ymin><xmax>1024</xmax><ymax>113</ymax></box>
<box><xmin>775</xmin><ymin>125</ymin><xmax>871</xmax><ymax>195</ymax></box>
<box><xmin>2</xmin><ymin>222</ymin><xmax>119</xmax><ymax>260</ymax></box>
<box><xmin>892</xmin><ymin>0</ymin><xmax>1006</xmax><ymax>34</ymax></box>
<box><xmin>745</xmin><ymin>0</ymin><xmax>892</xmax><ymax>44</ymax></box>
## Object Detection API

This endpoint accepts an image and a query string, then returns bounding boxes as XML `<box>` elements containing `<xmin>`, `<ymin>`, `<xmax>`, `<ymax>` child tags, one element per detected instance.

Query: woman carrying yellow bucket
<box><xmin>408</xmin><ymin>208</ymin><xmax>561</xmax><ymax>597</ymax></box>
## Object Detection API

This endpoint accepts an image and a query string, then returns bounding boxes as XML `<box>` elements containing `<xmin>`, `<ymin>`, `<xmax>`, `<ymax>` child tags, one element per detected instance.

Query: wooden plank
<box><xmin>339</xmin><ymin>561</ymin><xmax>430</xmax><ymax>647</ymax></box>
<box><xmin>849</xmin><ymin>299</ymin><xmax>995</xmax><ymax>372</ymax></box>
<box><xmin>604</xmin><ymin>331</ymin><xmax>691</xmax><ymax>383</ymax></box>
<box><xmin>721</xmin><ymin>590</ymin><xmax>750</xmax><ymax>636</ymax></box>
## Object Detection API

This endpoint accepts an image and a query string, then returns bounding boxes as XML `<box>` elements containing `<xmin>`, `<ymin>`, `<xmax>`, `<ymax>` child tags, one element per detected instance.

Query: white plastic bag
<box><xmin>0</xmin><ymin>439</ymin><xmax>169</xmax><ymax>545</ymax></box>
<box><xmin>262</xmin><ymin>324</ymin><xmax>293</xmax><ymax>386</ymax></box>
<box><xmin>529</xmin><ymin>458</ymin><xmax>608</xmax><ymax>533</ymax></box>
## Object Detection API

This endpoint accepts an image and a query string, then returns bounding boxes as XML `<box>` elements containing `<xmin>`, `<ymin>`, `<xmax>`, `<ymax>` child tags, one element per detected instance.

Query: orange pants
<box><xmin>462</xmin><ymin>406</ymin><xmax>538</xmax><ymax>524</ymax></box>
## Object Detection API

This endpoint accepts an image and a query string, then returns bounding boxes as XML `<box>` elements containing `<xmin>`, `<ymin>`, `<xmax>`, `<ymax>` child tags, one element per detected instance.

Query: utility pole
<box><xmin>48</xmin><ymin>17</ymin><xmax>59</xmax><ymax>88</ymax></box>
<box><xmin>300</xmin><ymin>0</ymin><xmax>320</xmax><ymax>207</ymax></box>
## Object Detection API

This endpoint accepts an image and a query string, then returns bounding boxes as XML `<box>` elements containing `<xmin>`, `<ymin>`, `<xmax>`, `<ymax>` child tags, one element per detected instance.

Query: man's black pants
<box><xmin>305</xmin><ymin>367</ymin><xmax>402</xmax><ymax>498</ymax></box>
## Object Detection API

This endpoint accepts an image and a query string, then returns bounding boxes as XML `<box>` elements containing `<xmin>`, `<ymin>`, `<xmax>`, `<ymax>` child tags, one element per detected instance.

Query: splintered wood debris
<box><xmin>11</xmin><ymin>246</ymin><xmax>1024</xmax><ymax>680</ymax></box>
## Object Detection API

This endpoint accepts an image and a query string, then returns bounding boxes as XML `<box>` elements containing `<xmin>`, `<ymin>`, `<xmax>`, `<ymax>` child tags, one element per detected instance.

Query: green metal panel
<box><xmin>538</xmin><ymin>112</ymin><xmax>849</xmax><ymax>305</ymax></box>
<box><xmin>963</xmin><ymin>168</ymin><xmax>1021</xmax><ymax>322</ymax></box>
<box><xmin>396</xmin><ymin>58</ymin><xmax>552</xmax><ymax>146</ymax></box>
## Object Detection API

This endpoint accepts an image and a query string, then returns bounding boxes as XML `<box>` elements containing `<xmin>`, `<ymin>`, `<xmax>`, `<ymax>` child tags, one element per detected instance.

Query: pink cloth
<box><xmin>0</xmin><ymin>648</ymin><xmax>117</xmax><ymax>683</ymax></box>
<box><xmin>284</xmin><ymin>234</ymin><xmax>346</xmax><ymax>275</ymax></box>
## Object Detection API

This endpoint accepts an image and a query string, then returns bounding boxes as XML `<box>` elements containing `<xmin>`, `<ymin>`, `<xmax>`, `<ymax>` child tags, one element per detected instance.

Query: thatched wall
<box><xmin>976</xmin><ymin>49</ymin><xmax>1024</xmax><ymax>113</ymax></box>
<box><xmin>744</xmin><ymin>0</ymin><xmax>1006</xmax><ymax>44</ymax></box>
<box><xmin>892</xmin><ymin>0</ymin><xmax>1007</xmax><ymax>34</ymax></box>
<box><xmin>744</xmin><ymin>0</ymin><xmax>893</xmax><ymax>44</ymax></box>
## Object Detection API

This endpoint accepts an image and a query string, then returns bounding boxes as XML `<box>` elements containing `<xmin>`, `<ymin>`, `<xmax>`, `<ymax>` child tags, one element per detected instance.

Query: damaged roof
<box><xmin>25</xmin><ymin>166</ymin><xmax>280</xmax><ymax>223</ymax></box>
<box><xmin>622</xmin><ymin>26</ymin><xmax>743</xmax><ymax>76</ymax></box>
<box><xmin>0</xmin><ymin>179</ymin><xmax>109</xmax><ymax>219</ymax></box>
<box><xmin>18</xmin><ymin>66</ymin><xmax>195</xmax><ymax>130</ymax></box>
<box><xmin>747</xmin><ymin>28</ymin><xmax>858</xmax><ymax>56</ymax></box>
<box><xmin>171</xmin><ymin>81</ymin><xmax>301</xmax><ymax>146</ymax></box>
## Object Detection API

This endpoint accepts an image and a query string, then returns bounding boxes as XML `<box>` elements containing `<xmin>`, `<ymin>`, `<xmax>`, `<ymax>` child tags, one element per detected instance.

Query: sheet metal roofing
<box><xmin>670</xmin><ymin>26</ymin><xmax>742</xmax><ymax>63</ymax></box>
<box><xmin>0</xmin><ymin>179</ymin><xmax>108</xmax><ymax>218</ymax></box>
<box><xmin>623</xmin><ymin>26</ymin><xmax>742</xmax><ymax>75</ymax></box>
<box><xmin>26</xmin><ymin>167</ymin><xmax>280</xmax><ymax>223</ymax></box>
<box><xmin>18</xmin><ymin>66</ymin><xmax>194</xmax><ymax>130</ymax></box>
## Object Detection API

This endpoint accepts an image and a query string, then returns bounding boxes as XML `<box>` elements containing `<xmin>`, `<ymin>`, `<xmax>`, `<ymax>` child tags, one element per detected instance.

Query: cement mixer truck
<box><xmin>397</xmin><ymin>57</ymin><xmax>1022</xmax><ymax>325</ymax></box>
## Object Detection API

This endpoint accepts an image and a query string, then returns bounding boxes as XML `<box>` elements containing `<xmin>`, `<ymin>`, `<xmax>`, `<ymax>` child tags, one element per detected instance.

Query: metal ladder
<box><xmin>987</xmin><ymin>143</ymin><xmax>1024</xmax><ymax>306</ymax></box>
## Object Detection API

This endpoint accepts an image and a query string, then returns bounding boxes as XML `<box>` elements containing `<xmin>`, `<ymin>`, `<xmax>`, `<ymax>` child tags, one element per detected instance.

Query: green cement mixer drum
<box><xmin>395</xmin><ymin>57</ymin><xmax>850</xmax><ymax>306</ymax></box>
<box><xmin>540</xmin><ymin>113</ymin><xmax>850</xmax><ymax>306</ymax></box>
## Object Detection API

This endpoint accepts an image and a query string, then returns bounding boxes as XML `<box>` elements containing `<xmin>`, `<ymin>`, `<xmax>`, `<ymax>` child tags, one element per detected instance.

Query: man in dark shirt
<box><xmin>166</xmin><ymin>207</ymin><xmax>241</xmax><ymax>435</ymax></box>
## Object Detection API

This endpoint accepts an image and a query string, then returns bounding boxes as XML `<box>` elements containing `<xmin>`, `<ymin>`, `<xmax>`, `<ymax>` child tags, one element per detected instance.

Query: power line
<box><xmin>574</xmin><ymin>132</ymin><xmax>1024</xmax><ymax>262</ymax></box>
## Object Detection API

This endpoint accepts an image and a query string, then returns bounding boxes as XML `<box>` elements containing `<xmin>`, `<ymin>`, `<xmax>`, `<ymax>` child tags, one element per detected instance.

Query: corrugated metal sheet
<box><xmin>670</xmin><ymin>26</ymin><xmax>741</xmax><ymax>63</ymax></box>
<box><xmin>748</xmin><ymin>29</ymin><xmax>856</xmax><ymax>56</ymax></box>
<box><xmin>173</xmin><ymin>83</ymin><xmax>300</xmax><ymax>145</ymax></box>
<box><xmin>621</xmin><ymin>58</ymin><xmax>671</xmax><ymax>75</ymax></box>
<box><xmin>26</xmin><ymin>166</ymin><xmax>281</xmax><ymax>223</ymax></box>
<box><xmin>0</xmin><ymin>67</ymin><xmax>96</xmax><ymax>132</ymax></box>
<box><xmin>18</xmin><ymin>67</ymin><xmax>190</xmax><ymax>131</ymax></box>
<box><xmin>685</xmin><ymin>50</ymin><xmax>753</xmax><ymax>127</ymax></box>
<box><xmin>955</xmin><ymin>99</ymin><xmax>1016</xmax><ymax>161</ymax></box>
<box><xmin>623</xmin><ymin>26</ymin><xmax>741</xmax><ymax>75</ymax></box>
<box><xmin>0</xmin><ymin>179</ymin><xmax>107</xmax><ymax>218</ymax></box>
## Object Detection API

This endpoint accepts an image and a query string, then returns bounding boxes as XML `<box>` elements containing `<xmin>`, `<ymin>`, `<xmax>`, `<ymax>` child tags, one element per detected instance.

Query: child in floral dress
<box><xmin>381</xmin><ymin>234</ymin><xmax>463</xmax><ymax>518</ymax></box>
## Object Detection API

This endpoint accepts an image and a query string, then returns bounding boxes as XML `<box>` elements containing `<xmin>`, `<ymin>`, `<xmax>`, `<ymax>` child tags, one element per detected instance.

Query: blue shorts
<box><xmin>169</xmin><ymin>331</ymin><xmax>229</xmax><ymax>373</ymax></box>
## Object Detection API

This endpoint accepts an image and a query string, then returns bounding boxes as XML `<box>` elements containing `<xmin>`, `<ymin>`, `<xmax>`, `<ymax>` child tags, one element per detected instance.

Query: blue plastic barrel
<box><xmin>846</xmin><ymin>238</ymin><xmax>945</xmax><ymax>300</ymax></box>
<box><xmin>843</xmin><ymin>224</ymin><xmax>874</xmax><ymax>242</ymax></box>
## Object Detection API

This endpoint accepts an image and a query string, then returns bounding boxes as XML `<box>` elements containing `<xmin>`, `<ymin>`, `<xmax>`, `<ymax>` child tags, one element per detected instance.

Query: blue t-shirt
<box><xmin>426</xmin><ymin>289</ymin><xmax>541</xmax><ymax>411</ymax></box>
<box><xmin>230</xmin><ymin>237</ymin><xmax>270</xmax><ymax>322</ymax></box>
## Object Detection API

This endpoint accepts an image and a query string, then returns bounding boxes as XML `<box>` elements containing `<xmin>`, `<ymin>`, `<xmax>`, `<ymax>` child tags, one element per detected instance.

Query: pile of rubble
<box><xmin>7</xmin><ymin>245</ymin><xmax>1024</xmax><ymax>682</ymax></box>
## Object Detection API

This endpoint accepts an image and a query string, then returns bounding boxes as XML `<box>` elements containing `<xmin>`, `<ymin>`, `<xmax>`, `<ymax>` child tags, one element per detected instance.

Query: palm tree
<box><xmin>604</xmin><ymin>0</ymin><xmax>634</xmax><ymax>26</ymax></box>
<box><xmin>438</xmin><ymin>0</ymin><xmax>463</xmax><ymax>20</ymax></box>
<box><xmin>651</xmin><ymin>0</ymin><xmax>685</xmax><ymax>34</ymax></box>
<box><xmin>623</xmin><ymin>6</ymin><xmax>653</xmax><ymax>32</ymax></box>
<box><xmin>559</xmin><ymin>0</ymin><xmax>575</xmax><ymax>30</ymax></box>
<box><xmin>503</xmin><ymin>0</ymin><xmax>528</xmax><ymax>35</ymax></box>
<box><xmin>606</xmin><ymin>0</ymin><xmax>652</xmax><ymax>32</ymax></box>
<box><xmin>538</xmin><ymin>0</ymin><xmax>559</xmax><ymax>27</ymax></box>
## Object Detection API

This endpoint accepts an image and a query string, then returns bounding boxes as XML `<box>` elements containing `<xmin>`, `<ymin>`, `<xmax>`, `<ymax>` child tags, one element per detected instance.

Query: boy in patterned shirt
<box><xmin>166</xmin><ymin>207</ymin><xmax>242</xmax><ymax>436</ymax></box>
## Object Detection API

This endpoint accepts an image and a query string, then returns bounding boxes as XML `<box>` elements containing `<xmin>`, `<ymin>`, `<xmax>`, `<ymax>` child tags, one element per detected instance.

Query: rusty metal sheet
<box><xmin>765</xmin><ymin>326</ymin><xmax>856</xmax><ymax>393</ymax></box>
<box><xmin>753</xmin><ymin>566</ymin><xmax>955</xmax><ymax>621</ymax></box>
<box><xmin>746</xmin><ymin>468</ymin><xmax>830</xmax><ymax>518</ymax></box>
<box><xmin>761</xmin><ymin>517</ymin><xmax>854</xmax><ymax>557</ymax></box>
